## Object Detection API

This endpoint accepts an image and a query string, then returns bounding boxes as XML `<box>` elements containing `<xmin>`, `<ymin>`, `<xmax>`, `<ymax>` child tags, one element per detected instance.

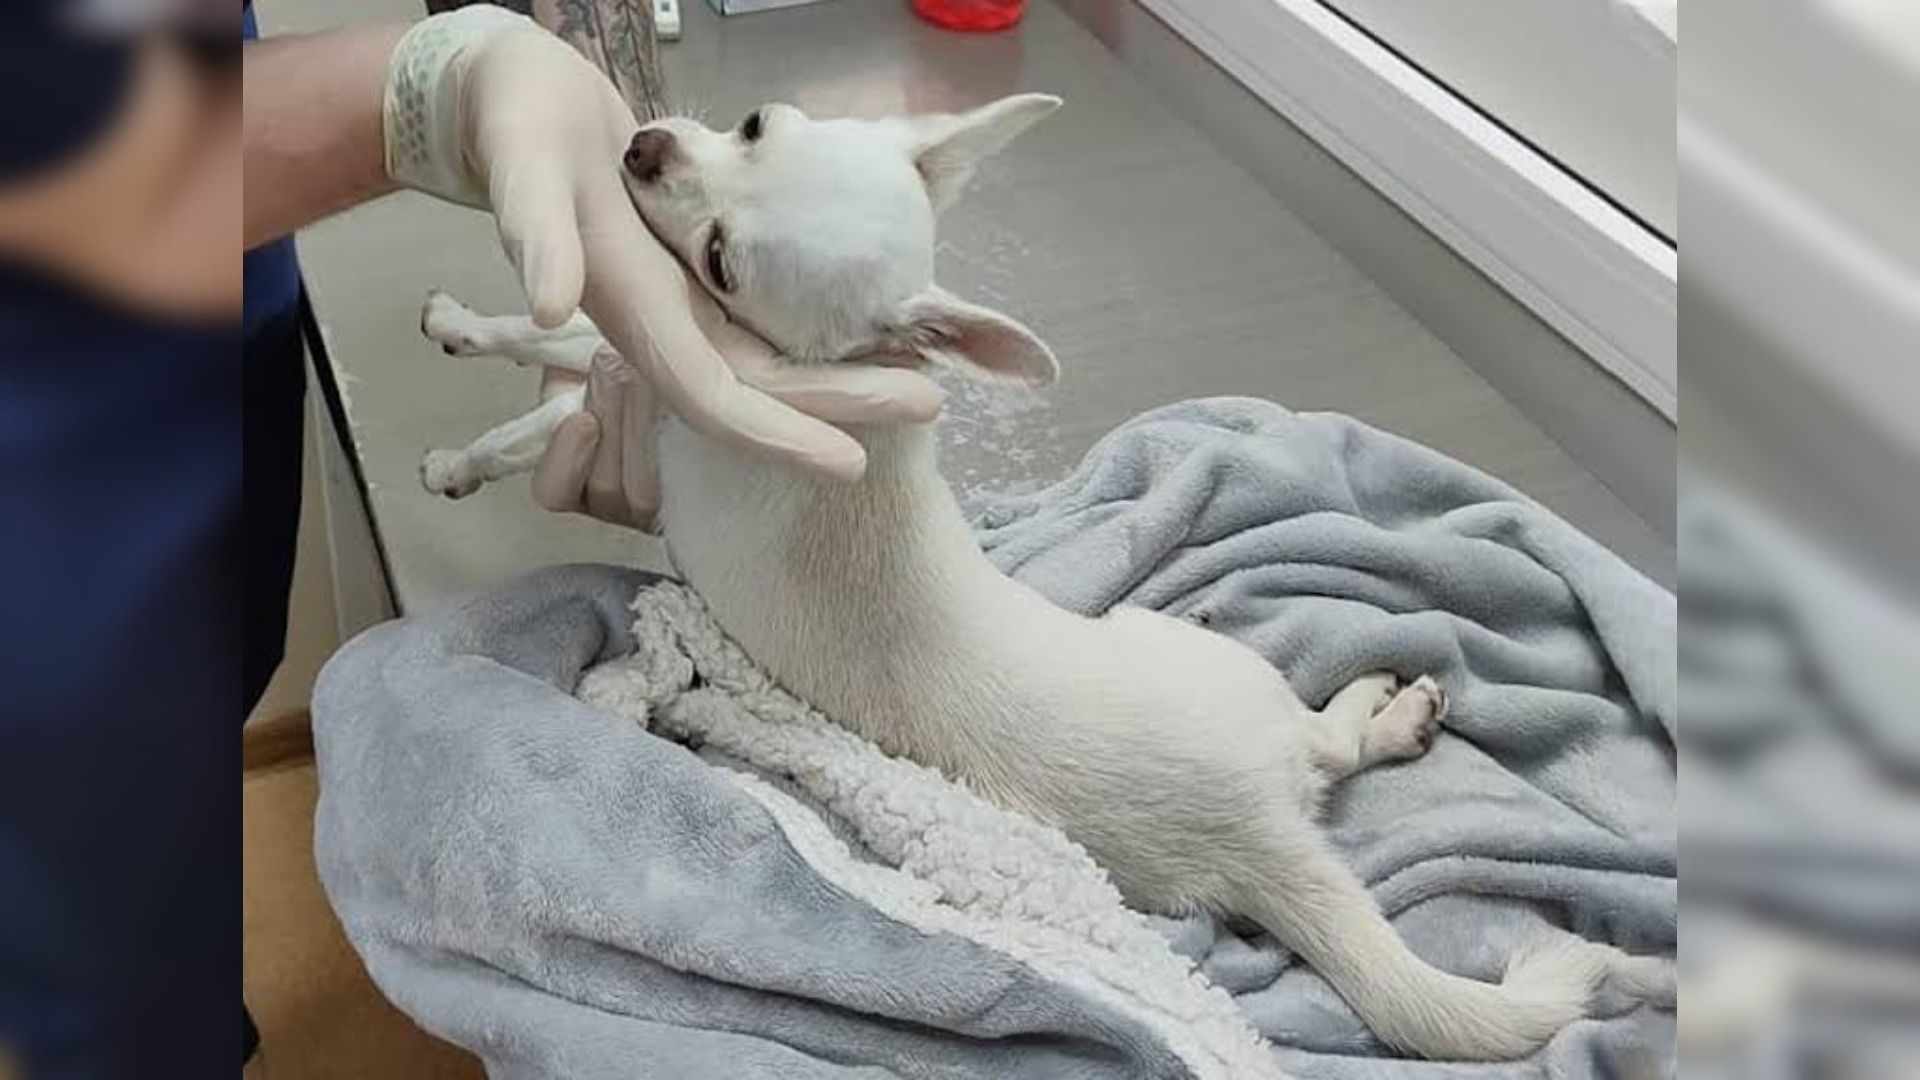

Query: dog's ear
<box><xmin>886</xmin><ymin>286</ymin><xmax>1059</xmax><ymax>386</ymax></box>
<box><xmin>909</xmin><ymin>93</ymin><xmax>1061</xmax><ymax>211</ymax></box>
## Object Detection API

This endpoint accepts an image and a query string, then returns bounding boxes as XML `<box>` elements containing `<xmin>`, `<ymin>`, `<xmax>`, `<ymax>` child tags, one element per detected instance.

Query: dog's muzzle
<box><xmin>624</xmin><ymin>128</ymin><xmax>675</xmax><ymax>183</ymax></box>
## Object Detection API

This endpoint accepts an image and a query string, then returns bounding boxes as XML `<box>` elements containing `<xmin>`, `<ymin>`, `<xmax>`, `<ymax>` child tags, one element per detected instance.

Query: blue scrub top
<box><xmin>0</xmin><ymin>5</ymin><xmax>305</xmax><ymax>1072</ymax></box>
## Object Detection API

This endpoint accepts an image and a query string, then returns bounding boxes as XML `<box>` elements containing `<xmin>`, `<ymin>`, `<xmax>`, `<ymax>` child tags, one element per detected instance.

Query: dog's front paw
<box><xmin>420</xmin><ymin>290</ymin><xmax>486</xmax><ymax>356</ymax></box>
<box><xmin>421</xmin><ymin>449</ymin><xmax>481</xmax><ymax>499</ymax></box>
<box><xmin>1356</xmin><ymin>671</ymin><xmax>1402</xmax><ymax>716</ymax></box>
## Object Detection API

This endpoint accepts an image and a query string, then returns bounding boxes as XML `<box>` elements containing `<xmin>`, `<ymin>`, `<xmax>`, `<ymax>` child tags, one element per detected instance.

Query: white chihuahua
<box><xmin>417</xmin><ymin>95</ymin><xmax>1657</xmax><ymax>1061</ymax></box>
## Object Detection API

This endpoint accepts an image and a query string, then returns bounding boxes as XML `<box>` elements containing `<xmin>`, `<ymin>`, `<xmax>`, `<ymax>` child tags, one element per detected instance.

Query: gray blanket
<box><xmin>313</xmin><ymin>397</ymin><xmax>1676</xmax><ymax>1078</ymax></box>
<box><xmin>1676</xmin><ymin>486</ymin><xmax>1920</xmax><ymax>1077</ymax></box>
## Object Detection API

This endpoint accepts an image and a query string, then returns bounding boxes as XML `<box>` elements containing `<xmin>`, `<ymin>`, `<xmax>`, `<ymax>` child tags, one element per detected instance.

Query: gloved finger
<box><xmin>530</xmin><ymin>410</ymin><xmax>598</xmax><ymax>513</ymax></box>
<box><xmin>490</xmin><ymin>154</ymin><xmax>586</xmax><ymax>329</ymax></box>
<box><xmin>714</xmin><ymin>318</ymin><xmax>943</xmax><ymax>423</ymax></box>
<box><xmin>663</xmin><ymin>361</ymin><xmax>870</xmax><ymax>482</ymax></box>
<box><xmin>582</xmin><ymin>348</ymin><xmax>638</xmax><ymax>526</ymax></box>
<box><xmin>740</xmin><ymin>361</ymin><xmax>947</xmax><ymax>425</ymax></box>
<box><xmin>616</xmin><ymin>374</ymin><xmax>661</xmax><ymax>534</ymax></box>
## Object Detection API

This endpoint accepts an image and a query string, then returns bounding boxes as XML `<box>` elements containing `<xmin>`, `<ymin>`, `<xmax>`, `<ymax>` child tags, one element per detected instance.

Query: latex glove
<box><xmin>529</xmin><ymin>349</ymin><xmax>656</xmax><ymax>531</ymax></box>
<box><xmin>523</xmin><ymin>280</ymin><xmax>936</xmax><ymax>530</ymax></box>
<box><xmin>381</xmin><ymin>8</ymin><xmax>944</xmax><ymax>497</ymax></box>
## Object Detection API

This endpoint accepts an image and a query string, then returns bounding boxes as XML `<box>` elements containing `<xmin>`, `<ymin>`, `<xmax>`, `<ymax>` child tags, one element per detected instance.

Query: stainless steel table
<box><xmin>286</xmin><ymin>0</ymin><xmax>1670</xmax><ymax>613</ymax></box>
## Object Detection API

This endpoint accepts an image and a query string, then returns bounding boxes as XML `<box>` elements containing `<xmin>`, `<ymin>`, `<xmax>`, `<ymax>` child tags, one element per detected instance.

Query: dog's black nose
<box><xmin>624</xmin><ymin>128</ymin><xmax>675</xmax><ymax>181</ymax></box>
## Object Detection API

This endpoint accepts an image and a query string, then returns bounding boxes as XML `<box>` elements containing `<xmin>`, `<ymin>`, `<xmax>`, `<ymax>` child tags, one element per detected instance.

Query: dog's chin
<box><xmin>620</xmin><ymin>174</ymin><xmax>693</xmax><ymax>254</ymax></box>
<box><xmin>621</xmin><ymin>180</ymin><xmax>669</xmax><ymax>243</ymax></box>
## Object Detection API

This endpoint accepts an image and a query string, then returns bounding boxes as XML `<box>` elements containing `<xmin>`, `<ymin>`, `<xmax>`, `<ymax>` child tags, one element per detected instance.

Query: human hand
<box><xmin>382</xmin><ymin>8</ymin><xmax>943</xmax><ymax>496</ymax></box>
<box><xmin>527</xmin><ymin>284</ymin><xmax>948</xmax><ymax>532</ymax></box>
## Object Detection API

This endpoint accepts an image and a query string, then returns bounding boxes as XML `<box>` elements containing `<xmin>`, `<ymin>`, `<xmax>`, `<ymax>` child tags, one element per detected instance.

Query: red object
<box><xmin>913</xmin><ymin>0</ymin><xmax>1025</xmax><ymax>32</ymax></box>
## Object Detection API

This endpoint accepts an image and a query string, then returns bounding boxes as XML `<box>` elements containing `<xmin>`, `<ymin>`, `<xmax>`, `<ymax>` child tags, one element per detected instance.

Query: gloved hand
<box><xmin>382</xmin><ymin>7</ymin><xmax>944</xmax><ymax>522</ymax></box>
<box><xmin>524</xmin><ymin>280</ymin><xmax>930</xmax><ymax>531</ymax></box>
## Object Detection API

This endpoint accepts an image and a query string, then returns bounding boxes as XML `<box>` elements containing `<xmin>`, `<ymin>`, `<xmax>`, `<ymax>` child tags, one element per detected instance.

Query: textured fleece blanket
<box><xmin>312</xmin><ymin>398</ymin><xmax>1676</xmax><ymax>1079</ymax></box>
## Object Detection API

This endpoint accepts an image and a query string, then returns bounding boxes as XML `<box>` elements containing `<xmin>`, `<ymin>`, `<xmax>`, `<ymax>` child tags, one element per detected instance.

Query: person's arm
<box><xmin>242</xmin><ymin>24</ymin><xmax>406</xmax><ymax>250</ymax></box>
<box><xmin>0</xmin><ymin>37</ymin><xmax>239</xmax><ymax>318</ymax></box>
<box><xmin>376</xmin><ymin>9</ymin><xmax>944</xmax><ymax>499</ymax></box>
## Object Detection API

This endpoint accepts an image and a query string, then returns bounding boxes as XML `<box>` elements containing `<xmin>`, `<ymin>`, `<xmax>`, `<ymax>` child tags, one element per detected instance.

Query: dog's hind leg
<box><xmin>420</xmin><ymin>291</ymin><xmax>604</xmax><ymax>373</ymax></box>
<box><xmin>1232</xmin><ymin>832</ymin><xmax>1642</xmax><ymax>1060</ymax></box>
<box><xmin>421</xmin><ymin>386</ymin><xmax>585</xmax><ymax>498</ymax></box>
<box><xmin>1308</xmin><ymin>673</ymin><xmax>1445</xmax><ymax>781</ymax></box>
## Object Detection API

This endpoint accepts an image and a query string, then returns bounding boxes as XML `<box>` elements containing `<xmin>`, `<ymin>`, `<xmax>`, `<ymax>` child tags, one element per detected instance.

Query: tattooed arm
<box><xmin>531</xmin><ymin>0</ymin><xmax>669</xmax><ymax>121</ymax></box>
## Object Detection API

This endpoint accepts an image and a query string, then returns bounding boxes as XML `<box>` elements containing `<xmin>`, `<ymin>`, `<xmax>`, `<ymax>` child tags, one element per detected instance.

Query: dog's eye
<box><xmin>740</xmin><ymin>109</ymin><xmax>764</xmax><ymax>144</ymax></box>
<box><xmin>705</xmin><ymin>228</ymin><xmax>733</xmax><ymax>293</ymax></box>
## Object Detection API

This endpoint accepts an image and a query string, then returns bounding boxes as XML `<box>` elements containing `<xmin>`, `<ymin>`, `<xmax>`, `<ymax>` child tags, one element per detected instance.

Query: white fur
<box><xmin>419</xmin><ymin>96</ymin><xmax>1657</xmax><ymax>1060</ymax></box>
<box><xmin>579</xmin><ymin>580</ymin><xmax>1280</xmax><ymax>1080</ymax></box>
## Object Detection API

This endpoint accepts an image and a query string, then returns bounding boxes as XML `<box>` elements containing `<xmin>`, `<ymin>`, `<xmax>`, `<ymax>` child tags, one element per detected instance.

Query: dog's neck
<box><xmin>658</xmin><ymin>419</ymin><xmax>1009</xmax><ymax>744</ymax></box>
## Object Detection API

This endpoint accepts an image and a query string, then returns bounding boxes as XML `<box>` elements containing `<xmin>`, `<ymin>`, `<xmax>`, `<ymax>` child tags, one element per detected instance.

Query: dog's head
<box><xmin>621</xmin><ymin>94</ymin><xmax>1061</xmax><ymax>384</ymax></box>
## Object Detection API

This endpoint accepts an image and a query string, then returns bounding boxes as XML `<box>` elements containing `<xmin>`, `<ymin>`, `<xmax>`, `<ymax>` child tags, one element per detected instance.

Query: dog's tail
<box><xmin>1234</xmin><ymin>844</ymin><xmax>1652</xmax><ymax>1061</ymax></box>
